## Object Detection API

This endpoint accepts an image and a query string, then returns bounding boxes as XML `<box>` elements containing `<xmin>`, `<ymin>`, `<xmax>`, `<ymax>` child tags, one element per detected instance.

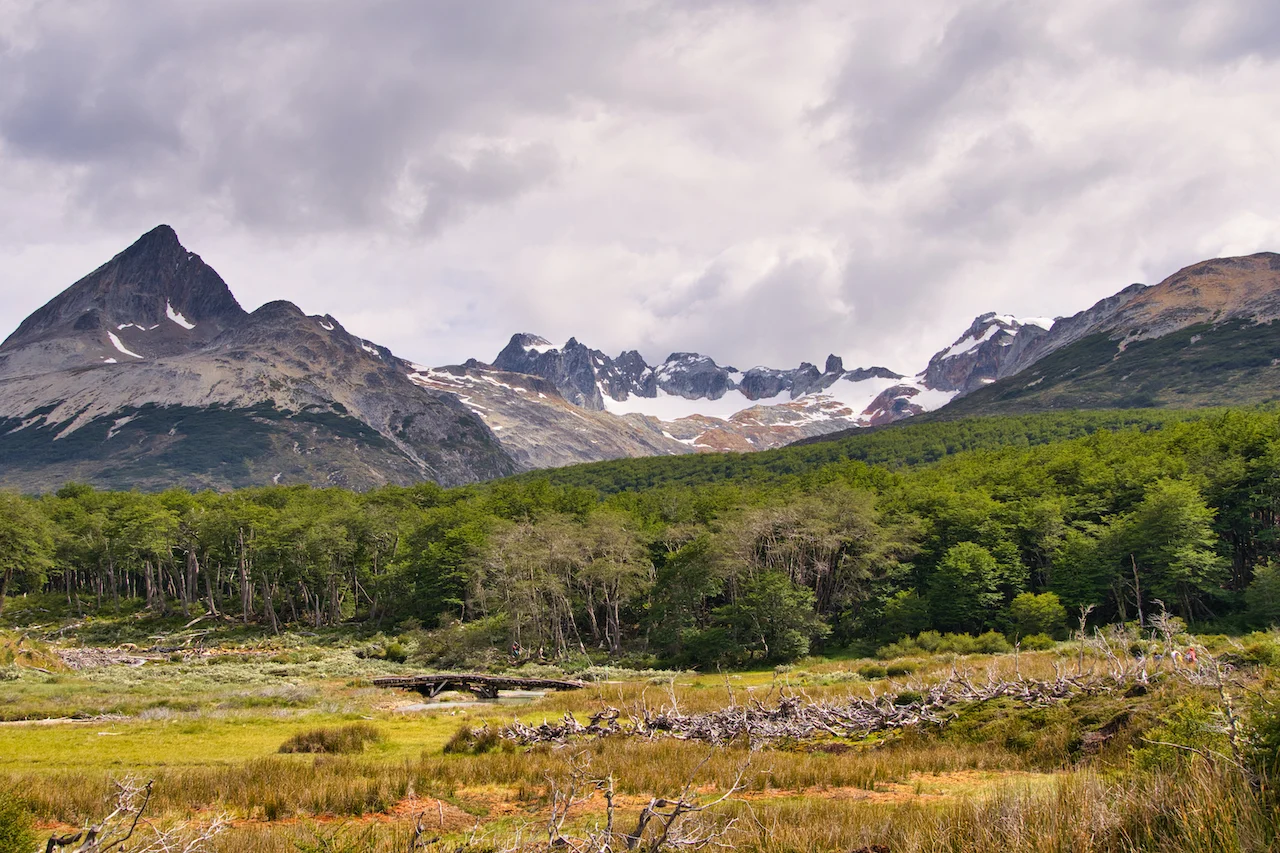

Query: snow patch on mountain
<box><xmin>165</xmin><ymin>300</ymin><xmax>196</xmax><ymax>329</ymax></box>
<box><xmin>602</xmin><ymin>386</ymin><xmax>788</xmax><ymax>420</ymax></box>
<box><xmin>941</xmin><ymin>324</ymin><xmax>1001</xmax><ymax>360</ymax></box>
<box><xmin>106</xmin><ymin>332</ymin><xmax>144</xmax><ymax>359</ymax></box>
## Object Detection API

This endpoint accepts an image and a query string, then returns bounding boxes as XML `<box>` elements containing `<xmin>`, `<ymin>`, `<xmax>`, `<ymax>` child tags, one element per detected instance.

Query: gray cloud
<box><xmin>2</xmin><ymin>0</ymin><xmax>1280</xmax><ymax>376</ymax></box>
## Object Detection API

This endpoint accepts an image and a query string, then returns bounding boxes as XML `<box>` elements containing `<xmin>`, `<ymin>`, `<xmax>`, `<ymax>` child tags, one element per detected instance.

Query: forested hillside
<box><xmin>4</xmin><ymin>408</ymin><xmax>1280</xmax><ymax>667</ymax></box>
<box><xmin>518</xmin><ymin>408</ymin><xmax>1206</xmax><ymax>493</ymax></box>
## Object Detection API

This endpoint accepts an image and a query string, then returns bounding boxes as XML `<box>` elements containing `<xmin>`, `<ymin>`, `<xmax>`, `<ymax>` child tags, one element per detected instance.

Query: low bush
<box><xmin>1019</xmin><ymin>633</ymin><xmax>1057</xmax><ymax>651</ymax></box>
<box><xmin>0</xmin><ymin>790</ymin><xmax>35</xmax><ymax>853</ymax></box>
<box><xmin>974</xmin><ymin>630</ymin><xmax>1012</xmax><ymax>654</ymax></box>
<box><xmin>442</xmin><ymin>724</ymin><xmax>505</xmax><ymax>755</ymax></box>
<box><xmin>1131</xmin><ymin>700</ymin><xmax>1229</xmax><ymax>772</ymax></box>
<box><xmin>412</xmin><ymin>615</ymin><xmax>508</xmax><ymax>670</ymax></box>
<box><xmin>354</xmin><ymin>640</ymin><xmax>407</xmax><ymax>663</ymax></box>
<box><xmin>278</xmin><ymin>723</ymin><xmax>383</xmax><ymax>755</ymax></box>
<box><xmin>876</xmin><ymin>630</ymin><xmax>1012</xmax><ymax>659</ymax></box>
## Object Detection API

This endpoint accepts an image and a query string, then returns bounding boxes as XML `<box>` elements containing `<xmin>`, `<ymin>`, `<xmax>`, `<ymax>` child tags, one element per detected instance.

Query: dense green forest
<box><xmin>514</xmin><ymin>409</ymin><xmax>1207</xmax><ymax>493</ymax></box>
<box><xmin>3</xmin><ymin>408</ymin><xmax>1280</xmax><ymax>667</ymax></box>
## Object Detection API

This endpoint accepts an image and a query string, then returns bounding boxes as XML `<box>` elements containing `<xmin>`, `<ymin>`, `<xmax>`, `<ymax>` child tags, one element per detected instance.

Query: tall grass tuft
<box><xmin>278</xmin><ymin>723</ymin><xmax>384</xmax><ymax>755</ymax></box>
<box><xmin>726</xmin><ymin>762</ymin><xmax>1278</xmax><ymax>852</ymax></box>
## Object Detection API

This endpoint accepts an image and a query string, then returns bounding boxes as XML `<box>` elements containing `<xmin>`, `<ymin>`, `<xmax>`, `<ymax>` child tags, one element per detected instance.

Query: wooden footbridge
<box><xmin>372</xmin><ymin>673</ymin><xmax>586</xmax><ymax>700</ymax></box>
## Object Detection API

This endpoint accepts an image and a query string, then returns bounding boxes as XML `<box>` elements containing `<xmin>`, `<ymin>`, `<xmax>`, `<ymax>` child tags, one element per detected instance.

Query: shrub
<box><xmin>1009</xmin><ymin>592</ymin><xmax>1068</xmax><ymax>639</ymax></box>
<box><xmin>1237</xmin><ymin>631</ymin><xmax>1280</xmax><ymax>666</ymax></box>
<box><xmin>278</xmin><ymin>723</ymin><xmax>383</xmax><ymax>755</ymax></box>
<box><xmin>973</xmin><ymin>631</ymin><xmax>1011</xmax><ymax>654</ymax></box>
<box><xmin>353</xmin><ymin>637</ymin><xmax>409</xmax><ymax>664</ymax></box>
<box><xmin>1019</xmin><ymin>633</ymin><xmax>1056</xmax><ymax>651</ymax></box>
<box><xmin>858</xmin><ymin>664</ymin><xmax>888</xmax><ymax>680</ymax></box>
<box><xmin>413</xmin><ymin>615</ymin><xmax>508</xmax><ymax>670</ymax></box>
<box><xmin>877</xmin><ymin>630</ymin><xmax>1013</xmax><ymax>659</ymax></box>
<box><xmin>443</xmin><ymin>724</ymin><xmax>504</xmax><ymax>755</ymax></box>
<box><xmin>885</xmin><ymin>662</ymin><xmax>917</xmax><ymax>677</ymax></box>
<box><xmin>915</xmin><ymin>631</ymin><xmax>943</xmax><ymax>652</ymax></box>
<box><xmin>0</xmin><ymin>791</ymin><xmax>35</xmax><ymax>853</ymax></box>
<box><xmin>1132</xmin><ymin>701</ymin><xmax>1229</xmax><ymax>772</ymax></box>
<box><xmin>875</xmin><ymin>639</ymin><xmax>921</xmax><ymax>659</ymax></box>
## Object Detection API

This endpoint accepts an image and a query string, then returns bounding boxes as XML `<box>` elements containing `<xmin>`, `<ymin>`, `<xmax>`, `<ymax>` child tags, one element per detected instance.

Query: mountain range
<box><xmin>2</xmin><ymin>225</ymin><xmax>1278</xmax><ymax>492</ymax></box>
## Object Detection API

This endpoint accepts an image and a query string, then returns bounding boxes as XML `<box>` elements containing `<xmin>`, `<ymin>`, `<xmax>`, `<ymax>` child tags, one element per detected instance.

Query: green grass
<box><xmin>0</xmin><ymin>608</ymin><xmax>1275</xmax><ymax>852</ymax></box>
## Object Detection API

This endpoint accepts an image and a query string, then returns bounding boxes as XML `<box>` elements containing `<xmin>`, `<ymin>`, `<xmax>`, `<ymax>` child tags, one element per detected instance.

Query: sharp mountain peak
<box><xmin>0</xmin><ymin>225</ymin><xmax>248</xmax><ymax>377</ymax></box>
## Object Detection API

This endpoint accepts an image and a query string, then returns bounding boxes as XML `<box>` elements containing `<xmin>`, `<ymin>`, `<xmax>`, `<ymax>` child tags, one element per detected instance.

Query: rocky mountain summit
<box><xmin>0</xmin><ymin>227</ymin><xmax>513</xmax><ymax>491</ymax></box>
<box><xmin>938</xmin><ymin>252</ymin><xmax>1280</xmax><ymax>418</ymax></box>
<box><xmin>478</xmin><ymin>330</ymin><xmax>953</xmax><ymax>451</ymax></box>
<box><xmin>0</xmin><ymin>225</ymin><xmax>247</xmax><ymax>379</ymax></box>
<box><xmin>920</xmin><ymin>313</ymin><xmax>1053</xmax><ymax>394</ymax></box>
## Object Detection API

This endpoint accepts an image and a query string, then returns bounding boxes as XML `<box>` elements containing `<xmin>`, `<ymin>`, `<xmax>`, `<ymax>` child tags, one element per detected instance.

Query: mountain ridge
<box><xmin>4</xmin><ymin>226</ymin><xmax>1280</xmax><ymax>491</ymax></box>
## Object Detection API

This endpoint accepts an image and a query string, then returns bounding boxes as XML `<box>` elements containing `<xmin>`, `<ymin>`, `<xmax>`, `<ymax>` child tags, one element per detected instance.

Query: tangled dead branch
<box><xmin>534</xmin><ymin>751</ymin><xmax>744</xmax><ymax>853</ymax></box>
<box><xmin>44</xmin><ymin>778</ymin><xmax>226</xmax><ymax>853</ymax></box>
<box><xmin>503</xmin><ymin>660</ymin><xmax>1224</xmax><ymax>749</ymax></box>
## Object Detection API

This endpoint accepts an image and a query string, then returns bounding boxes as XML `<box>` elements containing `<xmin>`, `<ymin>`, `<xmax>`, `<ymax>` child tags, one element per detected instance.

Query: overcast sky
<box><xmin>2</xmin><ymin>1</ymin><xmax>1279</xmax><ymax>373</ymax></box>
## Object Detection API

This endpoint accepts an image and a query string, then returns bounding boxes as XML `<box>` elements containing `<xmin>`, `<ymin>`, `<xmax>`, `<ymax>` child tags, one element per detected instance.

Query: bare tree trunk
<box><xmin>237</xmin><ymin>528</ymin><xmax>251</xmax><ymax>624</ymax></box>
<box><xmin>203</xmin><ymin>560</ymin><xmax>219</xmax><ymax>616</ymax></box>
<box><xmin>1131</xmin><ymin>555</ymin><xmax>1145</xmax><ymax>628</ymax></box>
<box><xmin>261</xmin><ymin>575</ymin><xmax>279</xmax><ymax>634</ymax></box>
<box><xmin>144</xmin><ymin>560</ymin><xmax>156</xmax><ymax>611</ymax></box>
<box><xmin>181</xmin><ymin>549</ymin><xmax>198</xmax><ymax>617</ymax></box>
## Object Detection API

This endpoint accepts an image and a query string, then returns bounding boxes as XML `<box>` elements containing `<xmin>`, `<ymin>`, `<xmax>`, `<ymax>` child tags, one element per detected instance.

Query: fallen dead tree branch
<box><xmin>501</xmin><ymin>670</ymin><xmax>1182</xmax><ymax>749</ymax></box>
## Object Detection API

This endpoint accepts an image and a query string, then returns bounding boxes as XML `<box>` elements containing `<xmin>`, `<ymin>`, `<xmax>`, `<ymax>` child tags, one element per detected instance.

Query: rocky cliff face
<box><xmin>490</xmin><ymin>333</ymin><xmax>904</xmax><ymax>408</ymax></box>
<box><xmin>492</xmin><ymin>334</ymin><xmax>607</xmax><ymax>409</ymax></box>
<box><xmin>921</xmin><ymin>313</ymin><xmax>1052</xmax><ymax>394</ymax></box>
<box><xmin>0</xmin><ymin>225</ymin><xmax>249</xmax><ymax>380</ymax></box>
<box><xmin>992</xmin><ymin>284</ymin><xmax>1147</xmax><ymax>381</ymax></box>
<box><xmin>0</xmin><ymin>227</ymin><xmax>514</xmax><ymax>491</ymax></box>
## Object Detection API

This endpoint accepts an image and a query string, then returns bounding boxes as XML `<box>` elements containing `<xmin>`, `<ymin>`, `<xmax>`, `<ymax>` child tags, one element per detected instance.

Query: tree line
<box><xmin>2</xmin><ymin>408</ymin><xmax>1280</xmax><ymax>665</ymax></box>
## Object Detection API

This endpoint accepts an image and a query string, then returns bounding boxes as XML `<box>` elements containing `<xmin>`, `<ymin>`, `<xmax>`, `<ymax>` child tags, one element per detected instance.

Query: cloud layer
<box><xmin>2</xmin><ymin>0</ymin><xmax>1280</xmax><ymax>372</ymax></box>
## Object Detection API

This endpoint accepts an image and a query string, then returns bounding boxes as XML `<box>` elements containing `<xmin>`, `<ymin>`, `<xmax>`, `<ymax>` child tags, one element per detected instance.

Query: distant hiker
<box><xmin>510</xmin><ymin>641</ymin><xmax>522</xmax><ymax>659</ymax></box>
<box><xmin>1186</xmin><ymin>646</ymin><xmax>1198</xmax><ymax>666</ymax></box>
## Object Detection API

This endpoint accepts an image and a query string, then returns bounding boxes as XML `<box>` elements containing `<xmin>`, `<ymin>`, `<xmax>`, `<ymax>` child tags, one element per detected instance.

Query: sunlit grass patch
<box><xmin>279</xmin><ymin>722</ymin><xmax>384</xmax><ymax>754</ymax></box>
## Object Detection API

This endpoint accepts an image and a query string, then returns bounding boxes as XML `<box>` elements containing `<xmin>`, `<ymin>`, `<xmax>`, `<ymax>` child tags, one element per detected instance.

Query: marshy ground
<box><xmin>2</xmin><ymin>598</ymin><xmax>1278</xmax><ymax>853</ymax></box>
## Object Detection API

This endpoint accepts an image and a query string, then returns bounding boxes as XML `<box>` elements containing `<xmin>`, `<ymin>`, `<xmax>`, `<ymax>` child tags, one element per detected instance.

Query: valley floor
<box><xmin>2</xmin><ymin>608</ymin><xmax>1278</xmax><ymax>853</ymax></box>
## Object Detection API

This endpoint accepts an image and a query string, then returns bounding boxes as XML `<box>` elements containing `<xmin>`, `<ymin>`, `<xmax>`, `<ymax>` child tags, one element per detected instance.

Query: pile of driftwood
<box><xmin>501</xmin><ymin>670</ymin><xmax>1136</xmax><ymax>748</ymax></box>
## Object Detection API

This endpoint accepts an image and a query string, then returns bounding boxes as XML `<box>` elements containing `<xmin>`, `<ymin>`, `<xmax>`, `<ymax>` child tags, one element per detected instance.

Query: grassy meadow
<box><xmin>2</xmin><ymin>595</ymin><xmax>1278</xmax><ymax>853</ymax></box>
